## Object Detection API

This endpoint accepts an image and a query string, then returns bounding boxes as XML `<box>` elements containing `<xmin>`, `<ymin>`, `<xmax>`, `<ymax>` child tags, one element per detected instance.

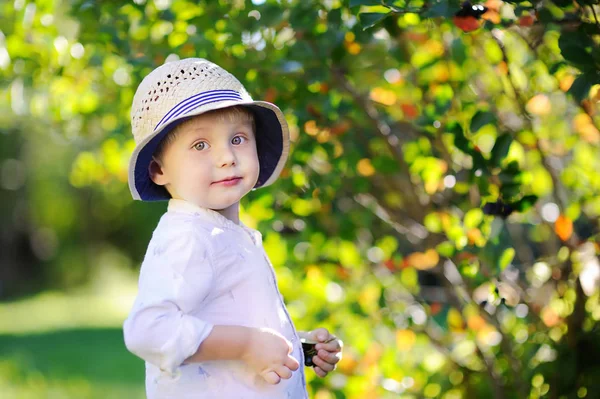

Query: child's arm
<box><xmin>124</xmin><ymin>228</ymin><xmax>216</xmax><ymax>374</ymax></box>
<box><xmin>184</xmin><ymin>325</ymin><xmax>300</xmax><ymax>384</ymax></box>
<box><xmin>124</xmin><ymin>228</ymin><xmax>299</xmax><ymax>383</ymax></box>
<box><xmin>181</xmin><ymin>325</ymin><xmax>252</xmax><ymax>362</ymax></box>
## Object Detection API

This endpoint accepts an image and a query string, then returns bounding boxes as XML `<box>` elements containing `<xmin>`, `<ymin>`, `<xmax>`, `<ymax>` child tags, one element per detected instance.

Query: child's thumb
<box><xmin>315</xmin><ymin>329</ymin><xmax>328</xmax><ymax>341</ymax></box>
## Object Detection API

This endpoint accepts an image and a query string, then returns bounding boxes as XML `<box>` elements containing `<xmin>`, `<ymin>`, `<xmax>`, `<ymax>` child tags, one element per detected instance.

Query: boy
<box><xmin>123</xmin><ymin>58</ymin><xmax>342</xmax><ymax>398</ymax></box>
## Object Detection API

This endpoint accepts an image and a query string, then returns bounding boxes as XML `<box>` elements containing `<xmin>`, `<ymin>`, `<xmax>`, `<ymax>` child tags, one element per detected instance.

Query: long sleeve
<box><xmin>123</xmin><ymin>224</ymin><xmax>215</xmax><ymax>374</ymax></box>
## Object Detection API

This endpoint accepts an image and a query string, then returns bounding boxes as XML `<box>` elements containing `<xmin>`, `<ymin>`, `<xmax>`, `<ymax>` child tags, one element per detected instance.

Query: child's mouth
<box><xmin>213</xmin><ymin>177</ymin><xmax>242</xmax><ymax>186</ymax></box>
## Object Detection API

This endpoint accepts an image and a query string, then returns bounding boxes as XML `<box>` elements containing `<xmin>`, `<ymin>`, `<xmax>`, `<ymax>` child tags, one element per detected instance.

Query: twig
<box><xmin>588</xmin><ymin>5</ymin><xmax>600</xmax><ymax>27</ymax></box>
<box><xmin>329</xmin><ymin>65</ymin><xmax>424</xmax><ymax>209</ymax></box>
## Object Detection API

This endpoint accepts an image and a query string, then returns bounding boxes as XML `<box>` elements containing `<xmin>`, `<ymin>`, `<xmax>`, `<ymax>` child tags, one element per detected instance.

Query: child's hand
<box><xmin>301</xmin><ymin>328</ymin><xmax>343</xmax><ymax>378</ymax></box>
<box><xmin>243</xmin><ymin>328</ymin><xmax>300</xmax><ymax>385</ymax></box>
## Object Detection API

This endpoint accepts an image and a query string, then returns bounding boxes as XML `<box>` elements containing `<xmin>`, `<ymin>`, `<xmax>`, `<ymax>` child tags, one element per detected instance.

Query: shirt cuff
<box><xmin>160</xmin><ymin>314</ymin><xmax>214</xmax><ymax>374</ymax></box>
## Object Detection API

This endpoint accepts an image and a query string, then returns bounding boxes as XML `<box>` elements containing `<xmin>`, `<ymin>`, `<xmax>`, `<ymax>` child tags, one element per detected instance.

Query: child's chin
<box><xmin>208</xmin><ymin>199</ymin><xmax>240</xmax><ymax>211</ymax></box>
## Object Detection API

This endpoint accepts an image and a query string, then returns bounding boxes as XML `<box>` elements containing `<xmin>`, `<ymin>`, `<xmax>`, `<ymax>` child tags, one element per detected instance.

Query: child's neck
<box><xmin>215</xmin><ymin>201</ymin><xmax>240</xmax><ymax>224</ymax></box>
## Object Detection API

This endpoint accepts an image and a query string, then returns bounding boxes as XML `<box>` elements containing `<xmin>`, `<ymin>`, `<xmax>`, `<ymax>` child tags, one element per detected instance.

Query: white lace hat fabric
<box><xmin>128</xmin><ymin>58</ymin><xmax>290</xmax><ymax>201</ymax></box>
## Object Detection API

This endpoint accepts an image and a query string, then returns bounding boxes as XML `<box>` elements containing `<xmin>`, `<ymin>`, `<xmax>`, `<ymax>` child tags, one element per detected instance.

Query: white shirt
<box><xmin>123</xmin><ymin>199</ymin><xmax>307</xmax><ymax>399</ymax></box>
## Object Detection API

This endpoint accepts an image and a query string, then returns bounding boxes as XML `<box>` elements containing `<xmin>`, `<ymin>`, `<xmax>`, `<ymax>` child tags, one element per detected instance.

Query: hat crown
<box><xmin>131</xmin><ymin>58</ymin><xmax>252</xmax><ymax>143</ymax></box>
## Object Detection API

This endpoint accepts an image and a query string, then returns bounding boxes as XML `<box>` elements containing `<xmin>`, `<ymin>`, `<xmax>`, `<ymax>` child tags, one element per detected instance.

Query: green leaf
<box><xmin>568</xmin><ymin>72</ymin><xmax>597</xmax><ymax>102</ymax></box>
<box><xmin>450</xmin><ymin>124</ymin><xmax>472</xmax><ymax>154</ymax></box>
<box><xmin>327</xmin><ymin>7</ymin><xmax>342</xmax><ymax>28</ymax></box>
<box><xmin>549</xmin><ymin>61</ymin><xmax>568</xmax><ymax>75</ymax></box>
<box><xmin>436</xmin><ymin>241</ymin><xmax>456</xmax><ymax>257</ymax></box>
<box><xmin>350</xmin><ymin>0</ymin><xmax>384</xmax><ymax>6</ymax></box>
<box><xmin>470</xmin><ymin>111</ymin><xmax>496</xmax><ymax>133</ymax></box>
<box><xmin>581</xmin><ymin>22</ymin><xmax>600</xmax><ymax>36</ymax></box>
<box><xmin>512</xmin><ymin>195</ymin><xmax>538</xmax><ymax>212</ymax></box>
<box><xmin>536</xmin><ymin>7</ymin><xmax>554</xmax><ymax>24</ymax></box>
<box><xmin>499</xmin><ymin>247</ymin><xmax>515</xmax><ymax>271</ymax></box>
<box><xmin>513</xmin><ymin>4</ymin><xmax>535</xmax><ymax>16</ymax></box>
<box><xmin>500</xmin><ymin>182</ymin><xmax>522</xmax><ymax>200</ymax></box>
<box><xmin>464</xmin><ymin>209</ymin><xmax>484</xmax><ymax>228</ymax></box>
<box><xmin>472</xmin><ymin>152</ymin><xmax>488</xmax><ymax>172</ymax></box>
<box><xmin>451</xmin><ymin>38</ymin><xmax>467</xmax><ymax>65</ymax></box>
<box><xmin>490</xmin><ymin>133</ymin><xmax>513</xmax><ymax>167</ymax></box>
<box><xmin>422</xmin><ymin>1</ymin><xmax>459</xmax><ymax>18</ymax></box>
<box><xmin>550</xmin><ymin>0</ymin><xmax>572</xmax><ymax>6</ymax></box>
<box><xmin>558</xmin><ymin>31</ymin><xmax>595</xmax><ymax>69</ymax></box>
<box><xmin>359</xmin><ymin>12</ymin><xmax>391</xmax><ymax>30</ymax></box>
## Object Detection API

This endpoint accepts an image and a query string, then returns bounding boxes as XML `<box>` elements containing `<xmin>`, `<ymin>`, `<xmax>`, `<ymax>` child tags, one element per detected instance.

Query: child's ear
<box><xmin>149</xmin><ymin>157</ymin><xmax>169</xmax><ymax>186</ymax></box>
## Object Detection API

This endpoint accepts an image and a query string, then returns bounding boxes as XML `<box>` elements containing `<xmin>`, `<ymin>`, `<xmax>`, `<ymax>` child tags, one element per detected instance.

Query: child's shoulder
<box><xmin>148</xmin><ymin>211</ymin><xmax>215</xmax><ymax>246</ymax></box>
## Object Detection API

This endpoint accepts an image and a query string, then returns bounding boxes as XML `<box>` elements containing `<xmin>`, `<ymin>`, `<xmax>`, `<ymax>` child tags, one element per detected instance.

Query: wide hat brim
<box><xmin>128</xmin><ymin>99</ymin><xmax>290</xmax><ymax>201</ymax></box>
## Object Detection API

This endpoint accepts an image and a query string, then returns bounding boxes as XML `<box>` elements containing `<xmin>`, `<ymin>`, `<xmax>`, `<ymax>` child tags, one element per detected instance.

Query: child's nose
<box><xmin>216</xmin><ymin>146</ymin><xmax>236</xmax><ymax>167</ymax></box>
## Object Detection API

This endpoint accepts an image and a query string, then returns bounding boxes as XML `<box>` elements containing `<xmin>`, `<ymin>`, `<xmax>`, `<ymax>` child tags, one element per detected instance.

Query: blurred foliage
<box><xmin>2</xmin><ymin>0</ymin><xmax>600</xmax><ymax>398</ymax></box>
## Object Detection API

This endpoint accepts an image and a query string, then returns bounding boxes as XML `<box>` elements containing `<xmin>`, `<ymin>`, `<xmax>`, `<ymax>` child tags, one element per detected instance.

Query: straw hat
<box><xmin>128</xmin><ymin>58</ymin><xmax>290</xmax><ymax>201</ymax></box>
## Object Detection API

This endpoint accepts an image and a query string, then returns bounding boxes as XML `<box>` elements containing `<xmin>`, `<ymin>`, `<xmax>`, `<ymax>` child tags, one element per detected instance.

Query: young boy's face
<box><xmin>150</xmin><ymin>111</ymin><xmax>260</xmax><ymax>211</ymax></box>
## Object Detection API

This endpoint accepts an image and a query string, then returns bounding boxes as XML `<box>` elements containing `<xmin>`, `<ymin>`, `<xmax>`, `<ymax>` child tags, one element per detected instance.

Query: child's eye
<box><xmin>193</xmin><ymin>141</ymin><xmax>208</xmax><ymax>151</ymax></box>
<box><xmin>231</xmin><ymin>135</ymin><xmax>246</xmax><ymax>145</ymax></box>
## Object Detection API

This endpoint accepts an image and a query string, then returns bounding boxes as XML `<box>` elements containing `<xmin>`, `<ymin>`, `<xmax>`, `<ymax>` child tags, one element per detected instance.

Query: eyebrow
<box><xmin>188</xmin><ymin>122</ymin><xmax>252</xmax><ymax>132</ymax></box>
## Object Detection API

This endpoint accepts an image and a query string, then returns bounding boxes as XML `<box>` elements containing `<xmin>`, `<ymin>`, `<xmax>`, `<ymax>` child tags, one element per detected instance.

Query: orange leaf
<box><xmin>484</xmin><ymin>0</ymin><xmax>502</xmax><ymax>12</ymax></box>
<box><xmin>559</xmin><ymin>75</ymin><xmax>575</xmax><ymax>92</ymax></box>
<box><xmin>555</xmin><ymin>215</ymin><xmax>573</xmax><ymax>241</ymax></box>
<box><xmin>518</xmin><ymin>15</ymin><xmax>535</xmax><ymax>27</ymax></box>
<box><xmin>573</xmin><ymin>113</ymin><xmax>600</xmax><ymax>144</ymax></box>
<box><xmin>369</xmin><ymin>87</ymin><xmax>397</xmax><ymax>106</ymax></box>
<box><xmin>336</xmin><ymin>266</ymin><xmax>350</xmax><ymax>280</ymax></box>
<box><xmin>581</xmin><ymin>99</ymin><xmax>594</xmax><ymax>115</ymax></box>
<box><xmin>345</xmin><ymin>42</ymin><xmax>361</xmax><ymax>55</ymax></box>
<box><xmin>383</xmin><ymin>259</ymin><xmax>396</xmax><ymax>272</ymax></box>
<box><xmin>496</xmin><ymin>61</ymin><xmax>508</xmax><ymax>76</ymax></box>
<box><xmin>406</xmin><ymin>249</ymin><xmax>440</xmax><ymax>270</ymax></box>
<box><xmin>264</xmin><ymin>87</ymin><xmax>278</xmax><ymax>103</ymax></box>
<box><xmin>182</xmin><ymin>43</ymin><xmax>195</xmax><ymax>55</ymax></box>
<box><xmin>306</xmin><ymin>104</ymin><xmax>321</xmax><ymax>118</ymax></box>
<box><xmin>467</xmin><ymin>228</ymin><xmax>485</xmax><ymax>246</ymax></box>
<box><xmin>404</xmin><ymin>31</ymin><xmax>429</xmax><ymax>43</ymax></box>
<box><xmin>357</xmin><ymin>158</ymin><xmax>376</xmax><ymax>177</ymax></box>
<box><xmin>457</xmin><ymin>252</ymin><xmax>477</xmax><ymax>261</ymax></box>
<box><xmin>304</xmin><ymin>120</ymin><xmax>319</xmax><ymax>136</ymax></box>
<box><xmin>453</xmin><ymin>16</ymin><xmax>481</xmax><ymax>33</ymax></box>
<box><xmin>482</xmin><ymin>10</ymin><xmax>501</xmax><ymax>24</ymax></box>
<box><xmin>401</xmin><ymin>103</ymin><xmax>419</xmax><ymax>119</ymax></box>
<box><xmin>430</xmin><ymin>302</ymin><xmax>442</xmax><ymax>315</ymax></box>
<box><xmin>467</xmin><ymin>314</ymin><xmax>486</xmax><ymax>332</ymax></box>
<box><xmin>330</xmin><ymin>120</ymin><xmax>351</xmax><ymax>136</ymax></box>
<box><xmin>526</xmin><ymin>94</ymin><xmax>551</xmax><ymax>116</ymax></box>
<box><xmin>541</xmin><ymin>307</ymin><xmax>560</xmax><ymax>327</ymax></box>
<box><xmin>337</xmin><ymin>352</ymin><xmax>359</xmax><ymax>374</ymax></box>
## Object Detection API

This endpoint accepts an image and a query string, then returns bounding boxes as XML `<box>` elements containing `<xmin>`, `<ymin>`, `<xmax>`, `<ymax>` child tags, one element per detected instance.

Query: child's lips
<box><xmin>213</xmin><ymin>177</ymin><xmax>242</xmax><ymax>186</ymax></box>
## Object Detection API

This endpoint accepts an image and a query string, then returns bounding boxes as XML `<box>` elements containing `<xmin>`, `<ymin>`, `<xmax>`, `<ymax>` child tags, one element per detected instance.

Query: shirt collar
<box><xmin>167</xmin><ymin>199</ymin><xmax>258</xmax><ymax>238</ymax></box>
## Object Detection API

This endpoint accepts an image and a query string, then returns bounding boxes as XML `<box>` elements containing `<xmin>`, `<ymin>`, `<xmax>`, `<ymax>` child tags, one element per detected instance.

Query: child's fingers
<box><xmin>274</xmin><ymin>365</ymin><xmax>293</xmax><ymax>380</ymax></box>
<box><xmin>318</xmin><ymin>349</ymin><xmax>342</xmax><ymax>365</ymax></box>
<box><xmin>316</xmin><ymin>338</ymin><xmax>343</xmax><ymax>352</ymax></box>
<box><xmin>262</xmin><ymin>370</ymin><xmax>281</xmax><ymax>385</ymax></box>
<box><xmin>312</xmin><ymin>355</ymin><xmax>335</xmax><ymax>372</ymax></box>
<box><xmin>311</xmin><ymin>328</ymin><xmax>330</xmax><ymax>342</ymax></box>
<box><xmin>314</xmin><ymin>366</ymin><xmax>328</xmax><ymax>378</ymax></box>
<box><xmin>285</xmin><ymin>354</ymin><xmax>300</xmax><ymax>371</ymax></box>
